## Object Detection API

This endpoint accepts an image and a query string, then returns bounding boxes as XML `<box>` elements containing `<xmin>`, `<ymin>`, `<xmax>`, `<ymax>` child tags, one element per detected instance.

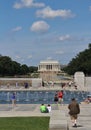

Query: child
<box><xmin>47</xmin><ymin>104</ymin><xmax>51</xmax><ymax>112</ymax></box>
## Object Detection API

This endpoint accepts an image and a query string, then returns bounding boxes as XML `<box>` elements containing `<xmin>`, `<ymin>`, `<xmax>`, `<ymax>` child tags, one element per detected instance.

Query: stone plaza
<box><xmin>0</xmin><ymin>103</ymin><xmax>91</xmax><ymax>130</ymax></box>
<box><xmin>0</xmin><ymin>71</ymin><xmax>91</xmax><ymax>130</ymax></box>
<box><xmin>0</xmin><ymin>83</ymin><xmax>91</xmax><ymax>130</ymax></box>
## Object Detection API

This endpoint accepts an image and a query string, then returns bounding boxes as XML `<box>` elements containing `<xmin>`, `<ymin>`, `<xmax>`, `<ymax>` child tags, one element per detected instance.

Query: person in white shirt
<box><xmin>47</xmin><ymin>104</ymin><xmax>51</xmax><ymax>112</ymax></box>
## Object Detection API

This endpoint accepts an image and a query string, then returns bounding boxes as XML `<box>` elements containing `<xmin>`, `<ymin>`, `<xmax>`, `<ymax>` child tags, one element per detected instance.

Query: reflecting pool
<box><xmin>0</xmin><ymin>90</ymin><xmax>89</xmax><ymax>104</ymax></box>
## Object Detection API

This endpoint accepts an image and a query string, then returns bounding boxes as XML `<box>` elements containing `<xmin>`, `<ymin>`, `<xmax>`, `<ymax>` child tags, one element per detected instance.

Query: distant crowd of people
<box><xmin>6</xmin><ymin>82</ymin><xmax>29</xmax><ymax>89</ymax></box>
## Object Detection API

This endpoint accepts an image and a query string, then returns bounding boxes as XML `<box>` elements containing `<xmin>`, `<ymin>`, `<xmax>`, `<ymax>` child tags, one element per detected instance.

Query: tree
<box><xmin>11</xmin><ymin>61</ymin><xmax>21</xmax><ymax>75</ymax></box>
<box><xmin>0</xmin><ymin>56</ymin><xmax>12</xmax><ymax>76</ymax></box>
<box><xmin>20</xmin><ymin>64</ymin><xmax>29</xmax><ymax>75</ymax></box>
<box><xmin>29</xmin><ymin>66</ymin><xmax>38</xmax><ymax>73</ymax></box>
<box><xmin>88</xmin><ymin>43</ymin><xmax>91</xmax><ymax>49</ymax></box>
<box><xmin>63</xmin><ymin>43</ymin><xmax>91</xmax><ymax>75</ymax></box>
<box><xmin>0</xmin><ymin>55</ymin><xmax>38</xmax><ymax>76</ymax></box>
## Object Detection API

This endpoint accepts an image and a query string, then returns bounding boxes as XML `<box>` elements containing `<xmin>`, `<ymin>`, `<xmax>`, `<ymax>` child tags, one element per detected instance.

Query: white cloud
<box><xmin>13</xmin><ymin>0</ymin><xmax>45</xmax><ymax>9</ymax></box>
<box><xmin>59</xmin><ymin>35</ymin><xmax>85</xmax><ymax>42</ymax></box>
<box><xmin>89</xmin><ymin>6</ymin><xmax>91</xmax><ymax>11</ymax></box>
<box><xmin>30</xmin><ymin>21</ymin><xmax>50</xmax><ymax>33</ymax></box>
<box><xmin>36</xmin><ymin>6</ymin><xmax>75</xmax><ymax>19</ymax></box>
<box><xmin>15</xmin><ymin>55</ymin><xmax>21</xmax><ymax>59</ymax></box>
<box><xmin>13</xmin><ymin>3</ymin><xmax>22</xmax><ymax>9</ymax></box>
<box><xmin>12</xmin><ymin>26</ymin><xmax>22</xmax><ymax>32</ymax></box>
<box><xmin>59</xmin><ymin>34</ymin><xmax>71</xmax><ymax>41</ymax></box>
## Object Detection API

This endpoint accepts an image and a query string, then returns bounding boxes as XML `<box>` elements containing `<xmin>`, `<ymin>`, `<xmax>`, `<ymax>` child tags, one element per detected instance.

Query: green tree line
<box><xmin>0</xmin><ymin>55</ymin><xmax>38</xmax><ymax>76</ymax></box>
<box><xmin>63</xmin><ymin>43</ymin><xmax>91</xmax><ymax>76</ymax></box>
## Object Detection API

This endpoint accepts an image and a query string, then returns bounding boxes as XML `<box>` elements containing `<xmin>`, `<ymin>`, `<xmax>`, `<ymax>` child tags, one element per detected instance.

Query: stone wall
<box><xmin>74</xmin><ymin>72</ymin><xmax>91</xmax><ymax>90</ymax></box>
<box><xmin>0</xmin><ymin>78</ymin><xmax>42</xmax><ymax>87</ymax></box>
<box><xmin>74</xmin><ymin>72</ymin><xmax>85</xmax><ymax>88</ymax></box>
<box><xmin>85</xmin><ymin>77</ymin><xmax>91</xmax><ymax>88</ymax></box>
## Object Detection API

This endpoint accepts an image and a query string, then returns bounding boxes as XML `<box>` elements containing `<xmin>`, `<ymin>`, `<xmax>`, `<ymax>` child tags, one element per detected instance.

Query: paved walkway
<box><xmin>0</xmin><ymin>103</ymin><xmax>91</xmax><ymax>130</ymax></box>
<box><xmin>61</xmin><ymin>104</ymin><xmax>91</xmax><ymax>130</ymax></box>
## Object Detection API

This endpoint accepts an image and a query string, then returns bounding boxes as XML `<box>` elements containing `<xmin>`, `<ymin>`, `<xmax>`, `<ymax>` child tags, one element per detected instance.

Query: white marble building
<box><xmin>38</xmin><ymin>60</ymin><xmax>61</xmax><ymax>81</ymax></box>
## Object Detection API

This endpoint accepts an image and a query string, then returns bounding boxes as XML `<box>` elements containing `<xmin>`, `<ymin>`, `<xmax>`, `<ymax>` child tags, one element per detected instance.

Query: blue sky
<box><xmin>0</xmin><ymin>0</ymin><xmax>91</xmax><ymax>66</ymax></box>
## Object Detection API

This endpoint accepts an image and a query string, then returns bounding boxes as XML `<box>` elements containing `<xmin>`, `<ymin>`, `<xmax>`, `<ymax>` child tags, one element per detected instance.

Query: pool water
<box><xmin>0</xmin><ymin>90</ymin><xmax>89</xmax><ymax>104</ymax></box>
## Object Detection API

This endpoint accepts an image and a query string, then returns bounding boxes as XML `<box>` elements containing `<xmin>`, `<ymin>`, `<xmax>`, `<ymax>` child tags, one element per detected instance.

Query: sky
<box><xmin>0</xmin><ymin>0</ymin><xmax>91</xmax><ymax>66</ymax></box>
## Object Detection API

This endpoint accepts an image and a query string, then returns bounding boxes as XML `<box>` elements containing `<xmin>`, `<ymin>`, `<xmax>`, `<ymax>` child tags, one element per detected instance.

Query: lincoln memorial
<box><xmin>38</xmin><ymin>60</ymin><xmax>61</xmax><ymax>81</ymax></box>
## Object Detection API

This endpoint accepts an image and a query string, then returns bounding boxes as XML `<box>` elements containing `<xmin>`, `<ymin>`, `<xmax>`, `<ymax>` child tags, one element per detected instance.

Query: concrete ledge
<box><xmin>49</xmin><ymin>110</ymin><xmax>68</xmax><ymax>130</ymax></box>
<box><xmin>49</xmin><ymin>120</ymin><xmax>67</xmax><ymax>130</ymax></box>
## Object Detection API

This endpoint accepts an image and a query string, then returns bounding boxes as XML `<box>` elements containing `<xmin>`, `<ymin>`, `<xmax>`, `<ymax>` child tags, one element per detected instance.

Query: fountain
<box><xmin>6</xmin><ymin>92</ymin><xmax>10</xmax><ymax>102</ymax></box>
<box><xmin>0</xmin><ymin>90</ymin><xmax>89</xmax><ymax>104</ymax></box>
<box><xmin>25</xmin><ymin>92</ymin><xmax>29</xmax><ymax>101</ymax></box>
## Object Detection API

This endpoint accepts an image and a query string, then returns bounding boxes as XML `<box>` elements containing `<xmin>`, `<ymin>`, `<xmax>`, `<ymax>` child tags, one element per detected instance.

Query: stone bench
<box><xmin>49</xmin><ymin>110</ymin><xmax>68</xmax><ymax>130</ymax></box>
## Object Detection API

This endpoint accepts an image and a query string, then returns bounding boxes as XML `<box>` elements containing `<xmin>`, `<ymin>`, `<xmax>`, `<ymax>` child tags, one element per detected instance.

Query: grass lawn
<box><xmin>0</xmin><ymin>117</ymin><xmax>50</xmax><ymax>130</ymax></box>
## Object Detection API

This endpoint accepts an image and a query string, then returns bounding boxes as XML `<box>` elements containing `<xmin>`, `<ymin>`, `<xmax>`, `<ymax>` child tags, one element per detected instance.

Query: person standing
<box><xmin>15</xmin><ymin>82</ymin><xmax>18</xmax><ymax>88</ymax></box>
<box><xmin>54</xmin><ymin>94</ymin><xmax>58</xmax><ymax>104</ymax></box>
<box><xmin>7</xmin><ymin>83</ymin><xmax>10</xmax><ymax>89</ymax></box>
<box><xmin>68</xmin><ymin>98</ymin><xmax>80</xmax><ymax>127</ymax></box>
<box><xmin>11</xmin><ymin>92</ymin><xmax>16</xmax><ymax>108</ymax></box>
<box><xmin>57</xmin><ymin>90</ymin><xmax>63</xmax><ymax>104</ymax></box>
<box><xmin>24</xmin><ymin>82</ymin><xmax>28</xmax><ymax>88</ymax></box>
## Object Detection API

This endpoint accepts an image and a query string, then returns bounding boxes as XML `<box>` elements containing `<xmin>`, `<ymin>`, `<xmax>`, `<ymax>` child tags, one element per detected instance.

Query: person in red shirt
<box><xmin>57</xmin><ymin>90</ymin><xmax>63</xmax><ymax>104</ymax></box>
